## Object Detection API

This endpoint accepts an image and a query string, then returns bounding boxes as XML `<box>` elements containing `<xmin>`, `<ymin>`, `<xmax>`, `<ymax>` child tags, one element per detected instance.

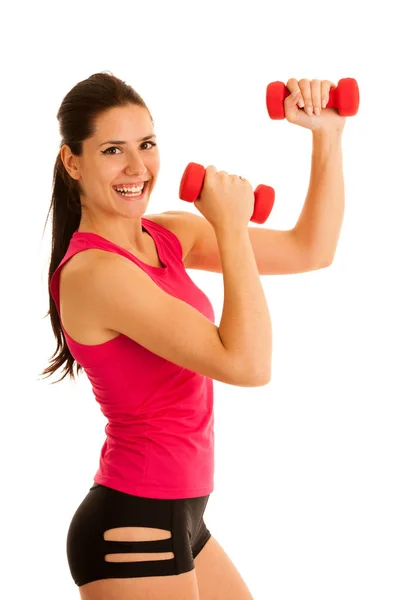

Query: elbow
<box><xmin>233</xmin><ymin>358</ymin><xmax>271</xmax><ymax>387</ymax></box>
<box><xmin>249</xmin><ymin>365</ymin><xmax>272</xmax><ymax>387</ymax></box>
<box><xmin>311</xmin><ymin>253</ymin><xmax>334</xmax><ymax>270</ymax></box>
<box><xmin>321</xmin><ymin>257</ymin><xmax>334</xmax><ymax>268</ymax></box>
<box><xmin>255</xmin><ymin>373</ymin><xmax>271</xmax><ymax>387</ymax></box>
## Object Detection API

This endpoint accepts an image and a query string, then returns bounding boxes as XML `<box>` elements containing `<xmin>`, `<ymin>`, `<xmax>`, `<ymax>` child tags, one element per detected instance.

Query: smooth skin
<box><xmin>61</xmin><ymin>78</ymin><xmax>339</xmax><ymax>599</ymax></box>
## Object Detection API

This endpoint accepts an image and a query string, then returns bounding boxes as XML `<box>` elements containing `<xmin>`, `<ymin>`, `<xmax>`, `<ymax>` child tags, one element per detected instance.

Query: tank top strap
<box><xmin>50</xmin><ymin>217</ymin><xmax>184</xmax><ymax>316</ymax></box>
<box><xmin>141</xmin><ymin>217</ymin><xmax>183</xmax><ymax>264</ymax></box>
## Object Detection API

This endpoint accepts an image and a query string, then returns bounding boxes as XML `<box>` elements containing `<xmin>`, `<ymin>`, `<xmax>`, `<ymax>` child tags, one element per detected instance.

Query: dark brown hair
<box><xmin>39</xmin><ymin>71</ymin><xmax>154</xmax><ymax>385</ymax></box>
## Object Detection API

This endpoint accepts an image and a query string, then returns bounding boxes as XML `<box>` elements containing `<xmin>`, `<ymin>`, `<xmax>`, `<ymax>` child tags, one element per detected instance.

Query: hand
<box><xmin>284</xmin><ymin>78</ymin><xmax>346</xmax><ymax>134</ymax></box>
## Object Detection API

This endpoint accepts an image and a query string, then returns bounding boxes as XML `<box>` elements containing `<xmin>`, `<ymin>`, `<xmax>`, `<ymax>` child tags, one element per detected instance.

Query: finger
<box><xmin>321</xmin><ymin>80</ymin><xmax>335</xmax><ymax>108</ymax></box>
<box><xmin>286</xmin><ymin>78</ymin><xmax>304</xmax><ymax>107</ymax></box>
<box><xmin>299</xmin><ymin>79</ymin><xmax>312</xmax><ymax>116</ymax></box>
<box><xmin>311</xmin><ymin>79</ymin><xmax>322</xmax><ymax>115</ymax></box>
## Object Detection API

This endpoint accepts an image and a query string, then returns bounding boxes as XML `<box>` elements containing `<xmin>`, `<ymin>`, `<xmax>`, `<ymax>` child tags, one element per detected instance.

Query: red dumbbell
<box><xmin>266</xmin><ymin>77</ymin><xmax>360</xmax><ymax>120</ymax></box>
<box><xmin>179</xmin><ymin>162</ymin><xmax>275</xmax><ymax>225</ymax></box>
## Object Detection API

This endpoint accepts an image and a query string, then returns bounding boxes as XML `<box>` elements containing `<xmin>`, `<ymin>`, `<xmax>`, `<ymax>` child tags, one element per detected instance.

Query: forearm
<box><xmin>293</xmin><ymin>130</ymin><xmax>345</xmax><ymax>263</ymax></box>
<box><xmin>215</xmin><ymin>226</ymin><xmax>272</xmax><ymax>385</ymax></box>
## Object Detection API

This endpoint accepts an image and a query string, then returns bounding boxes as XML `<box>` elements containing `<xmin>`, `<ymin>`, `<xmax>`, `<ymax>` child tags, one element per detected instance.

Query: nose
<box><xmin>126</xmin><ymin>152</ymin><xmax>147</xmax><ymax>177</ymax></box>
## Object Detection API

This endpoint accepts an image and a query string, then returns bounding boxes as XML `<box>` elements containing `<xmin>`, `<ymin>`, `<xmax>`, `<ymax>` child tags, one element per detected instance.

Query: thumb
<box><xmin>284</xmin><ymin>88</ymin><xmax>304</xmax><ymax>124</ymax></box>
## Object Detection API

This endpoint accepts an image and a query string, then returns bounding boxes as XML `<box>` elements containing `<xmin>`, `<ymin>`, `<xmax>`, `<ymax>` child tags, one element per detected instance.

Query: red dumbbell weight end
<box><xmin>179</xmin><ymin>162</ymin><xmax>275</xmax><ymax>225</ymax></box>
<box><xmin>266</xmin><ymin>77</ymin><xmax>360</xmax><ymax>120</ymax></box>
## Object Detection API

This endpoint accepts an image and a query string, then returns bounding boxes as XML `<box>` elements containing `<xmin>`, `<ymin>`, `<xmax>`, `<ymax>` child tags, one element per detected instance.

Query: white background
<box><xmin>1</xmin><ymin>1</ymin><xmax>399</xmax><ymax>599</ymax></box>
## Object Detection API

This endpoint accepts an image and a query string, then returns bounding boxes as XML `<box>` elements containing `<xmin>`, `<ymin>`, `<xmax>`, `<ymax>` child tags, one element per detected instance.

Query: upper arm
<box><xmin>79</xmin><ymin>254</ymin><xmax>261</xmax><ymax>387</ymax></box>
<box><xmin>170</xmin><ymin>211</ymin><xmax>320</xmax><ymax>275</ymax></box>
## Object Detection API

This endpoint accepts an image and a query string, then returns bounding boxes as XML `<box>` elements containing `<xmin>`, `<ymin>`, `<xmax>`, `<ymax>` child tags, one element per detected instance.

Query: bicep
<box><xmin>82</xmin><ymin>255</ymin><xmax>259</xmax><ymax>386</ymax></box>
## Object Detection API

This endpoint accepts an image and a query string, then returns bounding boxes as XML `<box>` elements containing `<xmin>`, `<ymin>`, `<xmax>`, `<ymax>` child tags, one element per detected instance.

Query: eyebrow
<box><xmin>99</xmin><ymin>135</ymin><xmax>156</xmax><ymax>147</ymax></box>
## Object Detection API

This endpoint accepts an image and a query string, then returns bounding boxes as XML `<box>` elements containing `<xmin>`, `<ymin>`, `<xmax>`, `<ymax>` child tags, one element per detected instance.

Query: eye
<box><xmin>102</xmin><ymin>141</ymin><xmax>157</xmax><ymax>155</ymax></box>
<box><xmin>102</xmin><ymin>146</ymin><xmax>120</xmax><ymax>155</ymax></box>
<box><xmin>142</xmin><ymin>141</ymin><xmax>157</xmax><ymax>150</ymax></box>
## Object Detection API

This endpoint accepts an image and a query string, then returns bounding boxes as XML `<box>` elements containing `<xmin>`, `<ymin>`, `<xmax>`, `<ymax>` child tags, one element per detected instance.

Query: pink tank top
<box><xmin>50</xmin><ymin>217</ymin><xmax>216</xmax><ymax>499</ymax></box>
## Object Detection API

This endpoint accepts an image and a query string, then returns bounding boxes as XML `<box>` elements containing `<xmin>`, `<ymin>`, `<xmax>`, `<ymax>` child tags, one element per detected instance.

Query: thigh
<box><xmin>79</xmin><ymin>570</ymin><xmax>199</xmax><ymax>600</ymax></box>
<box><xmin>194</xmin><ymin>536</ymin><xmax>254</xmax><ymax>600</ymax></box>
<box><xmin>66</xmin><ymin>482</ymin><xmax>209</xmax><ymax>599</ymax></box>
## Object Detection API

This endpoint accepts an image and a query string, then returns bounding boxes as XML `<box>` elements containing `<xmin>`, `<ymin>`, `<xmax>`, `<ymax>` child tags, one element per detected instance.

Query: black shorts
<box><xmin>66</xmin><ymin>482</ymin><xmax>212</xmax><ymax>587</ymax></box>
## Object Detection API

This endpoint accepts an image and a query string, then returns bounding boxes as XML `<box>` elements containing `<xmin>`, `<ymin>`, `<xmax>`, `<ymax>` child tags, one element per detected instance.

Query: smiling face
<box><xmin>62</xmin><ymin>104</ymin><xmax>160</xmax><ymax>223</ymax></box>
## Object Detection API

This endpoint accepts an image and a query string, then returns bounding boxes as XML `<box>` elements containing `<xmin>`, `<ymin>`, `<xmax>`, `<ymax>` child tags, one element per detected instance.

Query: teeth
<box><xmin>114</xmin><ymin>183</ymin><xmax>144</xmax><ymax>192</ymax></box>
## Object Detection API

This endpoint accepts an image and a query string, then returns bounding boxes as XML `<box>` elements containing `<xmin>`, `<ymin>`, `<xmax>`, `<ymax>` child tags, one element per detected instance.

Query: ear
<box><xmin>60</xmin><ymin>144</ymin><xmax>81</xmax><ymax>182</ymax></box>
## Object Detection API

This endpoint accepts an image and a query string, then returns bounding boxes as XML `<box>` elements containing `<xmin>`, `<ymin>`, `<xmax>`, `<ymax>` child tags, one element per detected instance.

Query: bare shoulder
<box><xmin>60</xmin><ymin>211</ymin><xmax>195</xmax><ymax>276</ymax></box>
<box><xmin>145</xmin><ymin>210</ymin><xmax>199</xmax><ymax>266</ymax></box>
<box><xmin>58</xmin><ymin>211</ymin><xmax>201</xmax><ymax>345</ymax></box>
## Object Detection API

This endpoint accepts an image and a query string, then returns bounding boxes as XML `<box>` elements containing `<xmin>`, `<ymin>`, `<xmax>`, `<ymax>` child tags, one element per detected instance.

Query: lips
<box><xmin>113</xmin><ymin>180</ymin><xmax>149</xmax><ymax>198</ymax></box>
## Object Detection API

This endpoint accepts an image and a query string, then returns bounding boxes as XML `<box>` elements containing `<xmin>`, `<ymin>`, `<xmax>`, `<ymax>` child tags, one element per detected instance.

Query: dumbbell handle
<box><xmin>266</xmin><ymin>77</ymin><xmax>359</xmax><ymax>120</ymax></box>
<box><xmin>179</xmin><ymin>162</ymin><xmax>275</xmax><ymax>225</ymax></box>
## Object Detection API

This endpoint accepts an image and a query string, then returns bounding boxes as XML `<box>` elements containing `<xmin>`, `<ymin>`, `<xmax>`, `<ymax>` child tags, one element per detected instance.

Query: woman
<box><xmin>41</xmin><ymin>72</ymin><xmax>345</xmax><ymax>600</ymax></box>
